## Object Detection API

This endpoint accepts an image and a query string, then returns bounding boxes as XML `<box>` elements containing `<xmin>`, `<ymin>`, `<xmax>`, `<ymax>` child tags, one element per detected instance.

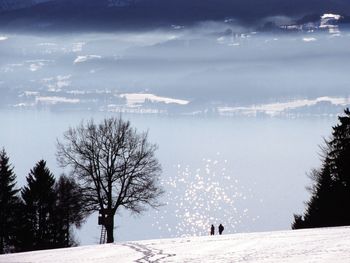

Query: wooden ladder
<box><xmin>99</xmin><ymin>225</ymin><xmax>107</xmax><ymax>244</ymax></box>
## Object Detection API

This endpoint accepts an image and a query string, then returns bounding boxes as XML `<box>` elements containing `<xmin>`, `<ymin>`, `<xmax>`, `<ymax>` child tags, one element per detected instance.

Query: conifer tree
<box><xmin>20</xmin><ymin>160</ymin><xmax>56</xmax><ymax>251</ymax></box>
<box><xmin>293</xmin><ymin>108</ymin><xmax>350</xmax><ymax>229</ymax></box>
<box><xmin>0</xmin><ymin>149</ymin><xmax>19</xmax><ymax>254</ymax></box>
<box><xmin>54</xmin><ymin>175</ymin><xmax>87</xmax><ymax>247</ymax></box>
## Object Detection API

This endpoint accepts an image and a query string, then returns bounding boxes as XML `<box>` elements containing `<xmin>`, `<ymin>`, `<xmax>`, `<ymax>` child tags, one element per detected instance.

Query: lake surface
<box><xmin>0</xmin><ymin>109</ymin><xmax>337</xmax><ymax>244</ymax></box>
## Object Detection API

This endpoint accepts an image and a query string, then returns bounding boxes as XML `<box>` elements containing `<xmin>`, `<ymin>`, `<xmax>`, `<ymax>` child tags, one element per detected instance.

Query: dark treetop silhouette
<box><xmin>0</xmin><ymin>149</ymin><xmax>19</xmax><ymax>254</ymax></box>
<box><xmin>56</xmin><ymin>117</ymin><xmax>164</xmax><ymax>243</ymax></box>
<box><xmin>292</xmin><ymin>108</ymin><xmax>350</xmax><ymax>229</ymax></box>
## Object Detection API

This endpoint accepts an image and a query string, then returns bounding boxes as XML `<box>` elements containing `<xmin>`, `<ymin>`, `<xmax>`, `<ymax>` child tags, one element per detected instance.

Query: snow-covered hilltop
<box><xmin>277</xmin><ymin>13</ymin><xmax>347</xmax><ymax>34</ymax></box>
<box><xmin>1</xmin><ymin>227</ymin><xmax>350</xmax><ymax>262</ymax></box>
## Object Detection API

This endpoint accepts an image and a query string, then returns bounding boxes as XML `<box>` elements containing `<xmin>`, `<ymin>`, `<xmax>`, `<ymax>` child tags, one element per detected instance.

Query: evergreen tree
<box><xmin>292</xmin><ymin>108</ymin><xmax>350</xmax><ymax>229</ymax></box>
<box><xmin>53</xmin><ymin>175</ymin><xmax>87</xmax><ymax>247</ymax></box>
<box><xmin>0</xmin><ymin>149</ymin><xmax>19</xmax><ymax>254</ymax></box>
<box><xmin>20</xmin><ymin>160</ymin><xmax>56</xmax><ymax>251</ymax></box>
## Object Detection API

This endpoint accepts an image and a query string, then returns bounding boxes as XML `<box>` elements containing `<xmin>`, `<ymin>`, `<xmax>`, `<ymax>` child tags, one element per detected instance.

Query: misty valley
<box><xmin>1</xmin><ymin>14</ymin><xmax>350</xmax><ymax>246</ymax></box>
<box><xmin>1</xmin><ymin>17</ymin><xmax>350</xmax><ymax>117</ymax></box>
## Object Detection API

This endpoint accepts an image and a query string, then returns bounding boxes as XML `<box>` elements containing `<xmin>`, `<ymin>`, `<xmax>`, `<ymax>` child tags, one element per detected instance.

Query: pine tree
<box><xmin>0</xmin><ymin>149</ymin><xmax>19</xmax><ymax>254</ymax></box>
<box><xmin>53</xmin><ymin>175</ymin><xmax>87</xmax><ymax>247</ymax></box>
<box><xmin>292</xmin><ymin>108</ymin><xmax>350</xmax><ymax>229</ymax></box>
<box><xmin>20</xmin><ymin>160</ymin><xmax>56</xmax><ymax>251</ymax></box>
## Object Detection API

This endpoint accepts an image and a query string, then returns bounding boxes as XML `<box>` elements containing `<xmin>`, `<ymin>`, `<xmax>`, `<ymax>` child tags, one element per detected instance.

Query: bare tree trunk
<box><xmin>106</xmin><ymin>215</ymin><xmax>114</xmax><ymax>243</ymax></box>
<box><xmin>57</xmin><ymin>117</ymin><xmax>163</xmax><ymax>242</ymax></box>
<box><xmin>0</xmin><ymin>235</ymin><xmax>4</xmax><ymax>254</ymax></box>
<box><xmin>66</xmin><ymin>217</ymin><xmax>70</xmax><ymax>247</ymax></box>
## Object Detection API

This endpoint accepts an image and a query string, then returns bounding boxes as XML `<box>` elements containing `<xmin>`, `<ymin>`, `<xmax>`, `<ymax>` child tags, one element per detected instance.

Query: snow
<box><xmin>37</xmin><ymin>42</ymin><xmax>57</xmax><ymax>46</ymax></box>
<box><xmin>171</xmin><ymin>25</ymin><xmax>185</xmax><ymax>30</ymax></box>
<box><xmin>320</xmin><ymin>13</ymin><xmax>342</xmax><ymax>34</ymax></box>
<box><xmin>321</xmin><ymin>14</ymin><xmax>342</xmax><ymax>21</ymax></box>
<box><xmin>218</xmin><ymin>96</ymin><xmax>350</xmax><ymax>117</ymax></box>
<box><xmin>29</xmin><ymin>63</ymin><xmax>44</xmax><ymax>72</ymax></box>
<box><xmin>302</xmin><ymin>37</ymin><xmax>317</xmax><ymax>42</ymax></box>
<box><xmin>24</xmin><ymin>91</ymin><xmax>40</xmax><ymax>96</ymax></box>
<box><xmin>35</xmin><ymin>96</ymin><xmax>80</xmax><ymax>104</ymax></box>
<box><xmin>72</xmin><ymin>42</ymin><xmax>85</xmax><ymax>52</ymax></box>
<box><xmin>74</xmin><ymin>55</ymin><xmax>102</xmax><ymax>64</ymax></box>
<box><xmin>1</xmin><ymin>227</ymin><xmax>350</xmax><ymax>262</ymax></box>
<box><xmin>25</xmin><ymin>59</ymin><xmax>51</xmax><ymax>72</ymax></box>
<box><xmin>121</xmin><ymin>93</ymin><xmax>190</xmax><ymax>106</ymax></box>
<box><xmin>40</xmin><ymin>75</ymin><xmax>72</xmax><ymax>91</ymax></box>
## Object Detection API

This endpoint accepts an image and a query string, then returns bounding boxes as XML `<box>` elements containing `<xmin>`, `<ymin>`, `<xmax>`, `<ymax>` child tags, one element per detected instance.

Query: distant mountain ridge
<box><xmin>0</xmin><ymin>0</ymin><xmax>350</xmax><ymax>31</ymax></box>
<box><xmin>0</xmin><ymin>0</ymin><xmax>53</xmax><ymax>12</ymax></box>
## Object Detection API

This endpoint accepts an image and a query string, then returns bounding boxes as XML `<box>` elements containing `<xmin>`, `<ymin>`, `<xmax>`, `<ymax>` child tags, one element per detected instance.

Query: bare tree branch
<box><xmin>56</xmin><ymin>117</ymin><xmax>163</xmax><ymax>243</ymax></box>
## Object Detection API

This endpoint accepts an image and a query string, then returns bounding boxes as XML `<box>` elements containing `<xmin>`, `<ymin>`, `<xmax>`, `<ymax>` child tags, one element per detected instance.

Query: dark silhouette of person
<box><xmin>210</xmin><ymin>224</ymin><xmax>215</xmax><ymax>235</ymax></box>
<box><xmin>218</xmin><ymin>224</ymin><xmax>224</xmax><ymax>235</ymax></box>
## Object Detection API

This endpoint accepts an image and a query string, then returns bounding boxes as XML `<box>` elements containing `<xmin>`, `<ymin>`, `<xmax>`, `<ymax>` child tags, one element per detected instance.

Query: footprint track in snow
<box><xmin>123</xmin><ymin>242</ymin><xmax>176</xmax><ymax>262</ymax></box>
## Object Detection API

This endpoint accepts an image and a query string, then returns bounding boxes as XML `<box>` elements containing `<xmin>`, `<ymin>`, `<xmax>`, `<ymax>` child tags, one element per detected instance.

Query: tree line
<box><xmin>0</xmin><ymin>117</ymin><xmax>163</xmax><ymax>254</ymax></box>
<box><xmin>0</xmin><ymin>154</ymin><xmax>87</xmax><ymax>253</ymax></box>
<box><xmin>293</xmin><ymin>108</ymin><xmax>350</xmax><ymax>229</ymax></box>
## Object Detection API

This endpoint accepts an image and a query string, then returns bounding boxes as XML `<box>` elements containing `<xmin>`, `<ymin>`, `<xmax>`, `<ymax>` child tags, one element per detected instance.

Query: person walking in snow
<box><xmin>210</xmin><ymin>224</ymin><xmax>215</xmax><ymax>235</ymax></box>
<box><xmin>218</xmin><ymin>224</ymin><xmax>224</xmax><ymax>235</ymax></box>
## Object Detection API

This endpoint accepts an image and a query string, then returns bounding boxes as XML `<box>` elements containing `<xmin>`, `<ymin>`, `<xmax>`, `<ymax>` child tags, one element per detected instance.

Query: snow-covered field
<box><xmin>1</xmin><ymin>227</ymin><xmax>350</xmax><ymax>262</ymax></box>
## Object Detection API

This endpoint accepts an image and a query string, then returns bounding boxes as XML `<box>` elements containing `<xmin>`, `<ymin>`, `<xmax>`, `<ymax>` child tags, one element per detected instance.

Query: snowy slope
<box><xmin>1</xmin><ymin>227</ymin><xmax>350</xmax><ymax>262</ymax></box>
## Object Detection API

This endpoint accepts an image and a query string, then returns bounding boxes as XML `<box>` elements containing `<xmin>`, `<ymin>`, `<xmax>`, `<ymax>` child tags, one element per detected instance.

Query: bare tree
<box><xmin>56</xmin><ymin>117</ymin><xmax>163</xmax><ymax>243</ymax></box>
